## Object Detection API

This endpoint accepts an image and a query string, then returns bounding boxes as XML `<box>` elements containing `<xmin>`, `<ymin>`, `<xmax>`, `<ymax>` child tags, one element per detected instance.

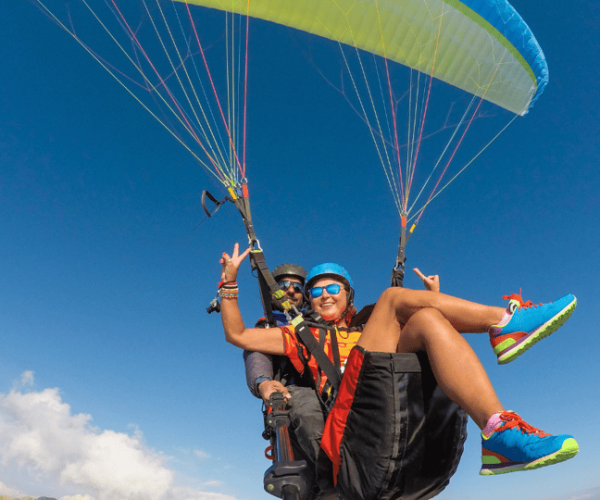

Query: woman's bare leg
<box><xmin>358</xmin><ymin>299</ymin><xmax>503</xmax><ymax>428</ymax></box>
<box><xmin>402</xmin><ymin>308</ymin><xmax>502</xmax><ymax>428</ymax></box>
<box><xmin>369</xmin><ymin>287</ymin><xmax>505</xmax><ymax>334</ymax></box>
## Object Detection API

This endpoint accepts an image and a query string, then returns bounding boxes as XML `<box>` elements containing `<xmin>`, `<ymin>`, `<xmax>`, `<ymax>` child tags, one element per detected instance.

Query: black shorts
<box><xmin>321</xmin><ymin>346</ymin><xmax>468</xmax><ymax>500</ymax></box>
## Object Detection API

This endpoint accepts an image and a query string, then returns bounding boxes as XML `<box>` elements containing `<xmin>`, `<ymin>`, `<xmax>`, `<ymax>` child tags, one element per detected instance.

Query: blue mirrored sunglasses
<box><xmin>278</xmin><ymin>280</ymin><xmax>303</xmax><ymax>293</ymax></box>
<box><xmin>309</xmin><ymin>283</ymin><xmax>342</xmax><ymax>298</ymax></box>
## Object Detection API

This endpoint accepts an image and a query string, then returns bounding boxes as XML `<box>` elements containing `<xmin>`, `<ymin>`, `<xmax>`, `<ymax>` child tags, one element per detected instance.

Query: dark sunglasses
<box><xmin>278</xmin><ymin>280</ymin><xmax>304</xmax><ymax>293</ymax></box>
<box><xmin>309</xmin><ymin>283</ymin><xmax>342</xmax><ymax>298</ymax></box>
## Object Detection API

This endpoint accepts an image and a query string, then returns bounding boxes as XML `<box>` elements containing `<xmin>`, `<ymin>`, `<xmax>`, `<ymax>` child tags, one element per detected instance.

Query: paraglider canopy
<box><xmin>178</xmin><ymin>0</ymin><xmax>548</xmax><ymax>115</ymax></box>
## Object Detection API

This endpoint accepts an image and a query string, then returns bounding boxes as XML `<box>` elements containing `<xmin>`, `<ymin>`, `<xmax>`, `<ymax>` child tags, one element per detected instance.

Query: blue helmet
<box><xmin>305</xmin><ymin>263</ymin><xmax>355</xmax><ymax>304</ymax></box>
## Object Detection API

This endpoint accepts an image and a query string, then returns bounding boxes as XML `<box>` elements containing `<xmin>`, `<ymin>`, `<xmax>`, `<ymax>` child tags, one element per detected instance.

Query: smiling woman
<box><xmin>304</xmin><ymin>263</ymin><xmax>355</xmax><ymax>324</ymax></box>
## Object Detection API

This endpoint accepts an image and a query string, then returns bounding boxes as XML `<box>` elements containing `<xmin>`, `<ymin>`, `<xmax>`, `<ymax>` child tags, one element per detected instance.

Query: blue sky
<box><xmin>1</xmin><ymin>1</ymin><xmax>600</xmax><ymax>499</ymax></box>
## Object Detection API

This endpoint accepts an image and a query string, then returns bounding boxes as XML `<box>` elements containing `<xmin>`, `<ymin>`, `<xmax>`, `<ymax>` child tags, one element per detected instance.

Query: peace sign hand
<box><xmin>220</xmin><ymin>243</ymin><xmax>251</xmax><ymax>283</ymax></box>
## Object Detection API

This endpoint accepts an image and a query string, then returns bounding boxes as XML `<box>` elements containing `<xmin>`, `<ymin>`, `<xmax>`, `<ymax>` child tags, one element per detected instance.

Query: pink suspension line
<box><xmin>374</xmin><ymin>0</ymin><xmax>405</xmax><ymax>208</ymax></box>
<box><xmin>183</xmin><ymin>2</ymin><xmax>245</xmax><ymax>180</ymax></box>
<box><xmin>241</xmin><ymin>0</ymin><xmax>251</xmax><ymax>179</ymax></box>
<box><xmin>108</xmin><ymin>0</ymin><xmax>223</xmax><ymax>178</ymax></box>
<box><xmin>406</xmin><ymin>14</ymin><xmax>444</xmax><ymax>213</ymax></box>
<box><xmin>383</xmin><ymin>55</ymin><xmax>405</xmax><ymax>208</ymax></box>
<box><xmin>414</xmin><ymin>94</ymin><xmax>486</xmax><ymax>227</ymax></box>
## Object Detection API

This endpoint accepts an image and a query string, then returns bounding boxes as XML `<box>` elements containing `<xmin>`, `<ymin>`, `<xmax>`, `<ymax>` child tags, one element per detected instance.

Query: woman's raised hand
<box><xmin>413</xmin><ymin>268</ymin><xmax>440</xmax><ymax>293</ymax></box>
<box><xmin>220</xmin><ymin>243</ymin><xmax>251</xmax><ymax>282</ymax></box>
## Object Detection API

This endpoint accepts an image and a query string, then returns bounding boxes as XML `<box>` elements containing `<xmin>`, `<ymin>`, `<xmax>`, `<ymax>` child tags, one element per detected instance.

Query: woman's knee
<box><xmin>377</xmin><ymin>287</ymin><xmax>438</xmax><ymax>316</ymax></box>
<box><xmin>405</xmin><ymin>307</ymin><xmax>450</xmax><ymax>332</ymax></box>
<box><xmin>377</xmin><ymin>287</ymin><xmax>413</xmax><ymax>311</ymax></box>
<box><xmin>397</xmin><ymin>308</ymin><xmax>446</xmax><ymax>352</ymax></box>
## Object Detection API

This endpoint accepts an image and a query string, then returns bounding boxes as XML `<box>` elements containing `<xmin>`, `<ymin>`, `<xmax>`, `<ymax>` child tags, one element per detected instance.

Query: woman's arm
<box><xmin>219</xmin><ymin>244</ymin><xmax>286</xmax><ymax>355</ymax></box>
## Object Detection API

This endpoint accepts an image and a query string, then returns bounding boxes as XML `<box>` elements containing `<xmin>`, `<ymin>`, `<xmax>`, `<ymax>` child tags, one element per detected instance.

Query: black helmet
<box><xmin>272</xmin><ymin>263</ymin><xmax>307</xmax><ymax>285</ymax></box>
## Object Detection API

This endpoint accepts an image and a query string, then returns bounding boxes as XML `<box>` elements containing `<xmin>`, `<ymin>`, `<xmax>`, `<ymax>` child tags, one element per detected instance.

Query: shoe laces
<box><xmin>498</xmin><ymin>411</ymin><xmax>550</xmax><ymax>437</ymax></box>
<box><xmin>502</xmin><ymin>289</ymin><xmax>541</xmax><ymax>310</ymax></box>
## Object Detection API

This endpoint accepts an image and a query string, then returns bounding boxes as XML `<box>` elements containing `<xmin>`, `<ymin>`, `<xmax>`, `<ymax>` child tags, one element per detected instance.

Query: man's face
<box><xmin>277</xmin><ymin>276</ymin><xmax>304</xmax><ymax>306</ymax></box>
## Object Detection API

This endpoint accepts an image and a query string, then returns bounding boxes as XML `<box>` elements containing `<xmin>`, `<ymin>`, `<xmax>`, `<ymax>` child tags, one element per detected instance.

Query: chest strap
<box><xmin>291</xmin><ymin>317</ymin><xmax>343</xmax><ymax>397</ymax></box>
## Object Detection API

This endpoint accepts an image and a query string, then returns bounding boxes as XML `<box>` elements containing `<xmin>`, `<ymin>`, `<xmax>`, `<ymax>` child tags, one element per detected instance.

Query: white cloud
<box><xmin>59</xmin><ymin>429</ymin><xmax>173</xmax><ymax>495</ymax></box>
<box><xmin>193</xmin><ymin>449</ymin><xmax>211</xmax><ymax>460</ymax></box>
<box><xmin>169</xmin><ymin>486</ymin><xmax>237</xmax><ymax>500</ymax></box>
<box><xmin>0</xmin><ymin>372</ymin><xmax>238</xmax><ymax>500</ymax></box>
<box><xmin>11</xmin><ymin>370</ymin><xmax>35</xmax><ymax>391</ymax></box>
<box><xmin>176</xmin><ymin>448</ymin><xmax>211</xmax><ymax>461</ymax></box>
<box><xmin>565</xmin><ymin>489</ymin><xmax>600</xmax><ymax>500</ymax></box>
<box><xmin>0</xmin><ymin>480</ymin><xmax>27</xmax><ymax>497</ymax></box>
<box><xmin>202</xmin><ymin>480</ymin><xmax>224</xmax><ymax>487</ymax></box>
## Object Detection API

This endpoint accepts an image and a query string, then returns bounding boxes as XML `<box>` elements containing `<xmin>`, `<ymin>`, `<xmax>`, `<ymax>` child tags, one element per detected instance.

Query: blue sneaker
<box><xmin>489</xmin><ymin>293</ymin><xmax>576</xmax><ymax>364</ymax></box>
<box><xmin>481</xmin><ymin>411</ymin><xmax>579</xmax><ymax>475</ymax></box>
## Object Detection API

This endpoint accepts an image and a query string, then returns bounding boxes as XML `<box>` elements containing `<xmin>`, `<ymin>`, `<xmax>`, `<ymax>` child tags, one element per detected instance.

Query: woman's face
<box><xmin>308</xmin><ymin>278</ymin><xmax>348</xmax><ymax>322</ymax></box>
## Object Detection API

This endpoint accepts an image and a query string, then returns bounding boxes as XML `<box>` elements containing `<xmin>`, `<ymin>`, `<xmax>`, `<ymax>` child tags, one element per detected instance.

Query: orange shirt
<box><xmin>280</xmin><ymin>324</ymin><xmax>363</xmax><ymax>392</ymax></box>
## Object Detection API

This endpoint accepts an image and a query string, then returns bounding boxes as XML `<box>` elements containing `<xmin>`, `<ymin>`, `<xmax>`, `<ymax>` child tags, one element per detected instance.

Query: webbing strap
<box><xmin>230</xmin><ymin>194</ymin><xmax>294</xmax><ymax>325</ymax></box>
<box><xmin>250</xmin><ymin>249</ymin><xmax>294</xmax><ymax>322</ymax></box>
<box><xmin>250</xmin><ymin>250</ymin><xmax>277</xmax><ymax>326</ymax></box>
<box><xmin>291</xmin><ymin>319</ymin><xmax>342</xmax><ymax>392</ymax></box>
<box><xmin>331</xmin><ymin>326</ymin><xmax>342</xmax><ymax>373</ymax></box>
<box><xmin>391</xmin><ymin>218</ymin><xmax>412</xmax><ymax>288</ymax></box>
<box><xmin>201</xmin><ymin>190</ymin><xmax>226</xmax><ymax>218</ymax></box>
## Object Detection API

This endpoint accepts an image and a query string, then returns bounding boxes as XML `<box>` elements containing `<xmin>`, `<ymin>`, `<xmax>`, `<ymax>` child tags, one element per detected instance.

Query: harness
<box><xmin>290</xmin><ymin>314</ymin><xmax>365</xmax><ymax>412</ymax></box>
